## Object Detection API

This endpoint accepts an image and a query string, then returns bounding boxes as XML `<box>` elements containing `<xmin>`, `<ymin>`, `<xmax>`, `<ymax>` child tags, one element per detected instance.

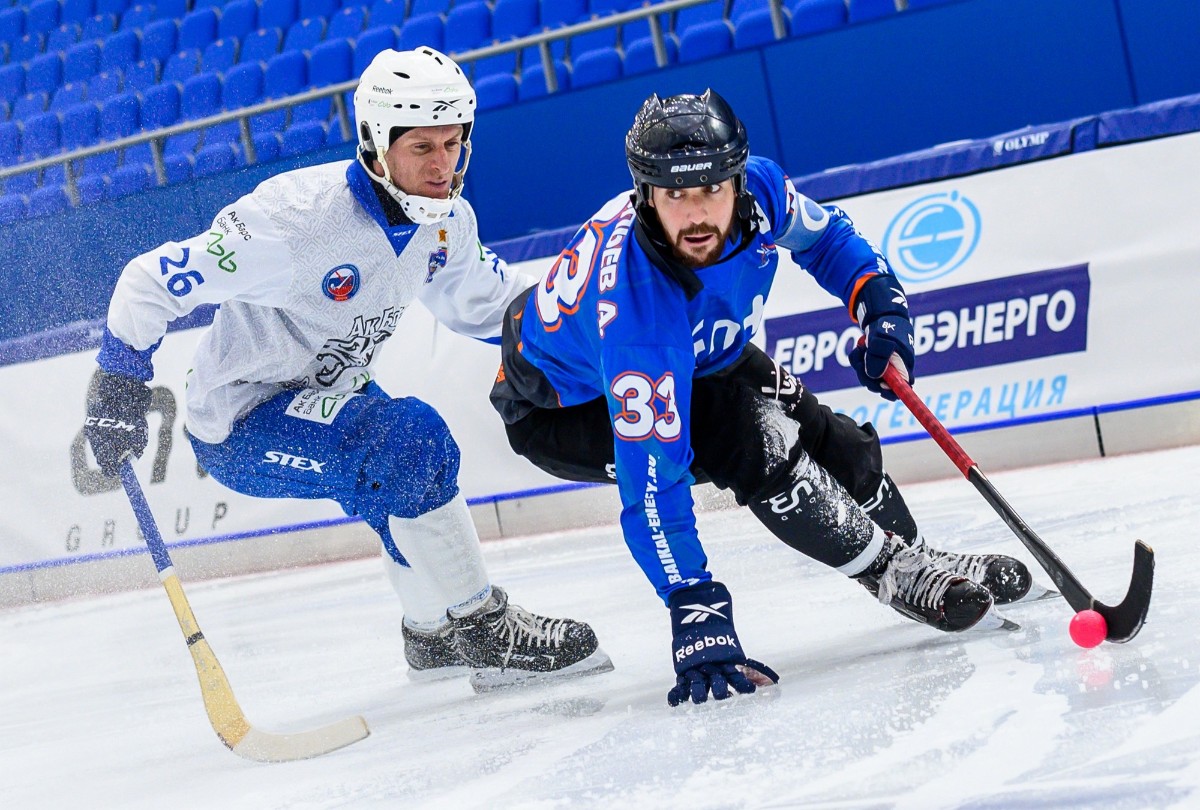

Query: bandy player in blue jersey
<box><xmin>491</xmin><ymin>91</ymin><xmax>1033</xmax><ymax>706</ymax></box>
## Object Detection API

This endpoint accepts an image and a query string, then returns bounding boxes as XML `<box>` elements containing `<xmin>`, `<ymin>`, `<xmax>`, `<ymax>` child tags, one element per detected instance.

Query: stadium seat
<box><xmin>162</xmin><ymin>49</ymin><xmax>203</xmax><ymax>84</ymax></box>
<box><xmin>408</xmin><ymin>0</ymin><xmax>451</xmax><ymax>17</ymax></box>
<box><xmin>26</xmin><ymin>54</ymin><xmax>62</xmax><ymax>97</ymax></box>
<box><xmin>570</xmin><ymin>47</ymin><xmax>621</xmax><ymax>89</ymax></box>
<box><xmin>395</xmin><ymin>13</ymin><xmax>443</xmax><ymax>52</ymax></box>
<box><xmin>222</xmin><ymin>60</ymin><xmax>264</xmax><ymax>108</ymax></box>
<box><xmin>163</xmin><ymin>152</ymin><xmax>194</xmax><ymax>183</ymax></box>
<box><xmin>252</xmin><ymin>131</ymin><xmax>282</xmax><ymax>162</ymax></box>
<box><xmin>540</xmin><ymin>0</ymin><xmax>586</xmax><ymax>28</ymax></box>
<box><xmin>98</xmin><ymin>29</ymin><xmax>139</xmax><ymax>73</ymax></box>
<box><xmin>13</xmin><ymin>34</ymin><xmax>47</xmax><ymax>65</ymax></box>
<box><xmin>0</xmin><ymin>194</ymin><xmax>28</xmax><ymax>226</ymax></box>
<box><xmin>47</xmin><ymin>23</ymin><xmax>83</xmax><ymax>53</ymax></box>
<box><xmin>123</xmin><ymin>59</ymin><xmax>160</xmax><ymax>92</ymax></box>
<box><xmin>94</xmin><ymin>0</ymin><xmax>129</xmax><ymax>18</ymax></box>
<box><xmin>63</xmin><ymin>40</ymin><xmax>102</xmax><ymax>84</ymax></box>
<box><xmin>299</xmin><ymin>0</ymin><xmax>337</xmax><ymax>21</ymax></box>
<box><xmin>76</xmin><ymin>173</ymin><xmax>110</xmax><ymax>204</ymax></box>
<box><xmin>61</xmin><ymin>0</ymin><xmax>96</xmax><ymax>25</ymax></box>
<box><xmin>0</xmin><ymin>120</ymin><xmax>21</xmax><ymax>165</ymax></box>
<box><xmin>788</xmin><ymin>0</ymin><xmax>847</xmax><ymax>38</ymax></box>
<box><xmin>282</xmin><ymin>17</ymin><xmax>325</xmax><ymax>53</ymax></box>
<box><xmin>309</xmin><ymin>38</ymin><xmax>352</xmax><ymax>86</ymax></box>
<box><xmin>97</xmin><ymin>91</ymin><xmax>139</xmax><ymax>146</ymax></box>
<box><xmin>240</xmin><ymin>28</ymin><xmax>283</xmax><ymax>64</ymax></box>
<box><xmin>108</xmin><ymin>163</ymin><xmax>153</xmax><ymax>198</ymax></box>
<box><xmin>51</xmin><ymin>82</ymin><xmax>89</xmax><ymax>111</ymax></box>
<box><xmin>21</xmin><ymin>111</ymin><xmax>60</xmax><ymax>157</ymax></box>
<box><xmin>0</xmin><ymin>65</ymin><xmax>25</xmax><ymax>105</ymax></box>
<box><xmin>193</xmin><ymin>0</ymin><xmax>226</xmax><ymax>11</ymax></box>
<box><xmin>281</xmin><ymin>119</ymin><xmax>327</xmax><ymax>156</ymax></box>
<box><xmin>673</xmin><ymin>1</ymin><xmax>725</xmax><ymax>38</ymax></box>
<box><xmin>569</xmin><ymin>27</ymin><xmax>618</xmax><ymax>62</ymax></box>
<box><xmin>254</xmin><ymin>50</ymin><xmax>305</xmax><ymax>135</ymax></box>
<box><xmin>353</xmin><ymin>26</ymin><xmax>396</xmax><ymax>74</ymax></box>
<box><xmin>623</xmin><ymin>36</ymin><xmax>677</xmax><ymax>75</ymax></box>
<box><xmin>367</xmin><ymin>0</ymin><xmax>406</xmax><ymax>30</ymax></box>
<box><xmin>474</xmin><ymin>72</ymin><xmax>517</xmax><ymax>110</ymax></box>
<box><xmin>202</xmin><ymin>38</ymin><xmax>240</xmax><ymax>73</ymax></box>
<box><xmin>493</xmin><ymin>0</ymin><xmax>538</xmax><ymax>41</ymax></box>
<box><xmin>163</xmin><ymin>73</ymin><xmax>217</xmax><ymax>157</ymax></box>
<box><xmin>140</xmin><ymin>81</ymin><xmax>180</xmax><ymax>129</ymax></box>
<box><xmin>81</xmin><ymin>12</ymin><xmax>117</xmax><ymax>39</ymax></box>
<box><xmin>260</xmin><ymin>0</ymin><xmax>300</xmax><ymax>33</ymax></box>
<box><xmin>325</xmin><ymin>120</ymin><xmax>348</xmax><ymax>145</ymax></box>
<box><xmin>28</xmin><ymin>185</ymin><xmax>70</xmax><ymax>218</ymax></box>
<box><xmin>60</xmin><ymin>100</ymin><xmax>100</xmax><ymax>149</ymax></box>
<box><xmin>5</xmin><ymin>168</ymin><xmax>40</xmax><ymax>195</ymax></box>
<box><xmin>26</xmin><ymin>0</ymin><xmax>61</xmax><ymax>36</ymax></box>
<box><xmin>732</xmin><ymin>7</ymin><xmax>785</xmax><ymax>49</ymax></box>
<box><xmin>443</xmin><ymin>2</ymin><xmax>491</xmax><ymax>55</ymax></box>
<box><xmin>219</xmin><ymin>0</ymin><xmax>258</xmax><ymax>42</ymax></box>
<box><xmin>12</xmin><ymin>92</ymin><xmax>50</xmax><ymax>120</ymax></box>
<box><xmin>678</xmin><ymin>20</ymin><xmax>733</xmax><ymax>64</ymax></box>
<box><xmin>518</xmin><ymin>60</ymin><xmax>568</xmax><ymax>101</ymax></box>
<box><xmin>193</xmin><ymin>141</ymin><xmax>240</xmax><ymax>177</ymax></box>
<box><xmin>154</xmin><ymin>0</ymin><xmax>188</xmax><ymax>19</ymax></box>
<box><xmin>326</xmin><ymin>6</ymin><xmax>367</xmax><ymax>40</ymax></box>
<box><xmin>0</xmin><ymin>8</ymin><xmax>23</xmax><ymax>46</ymax></box>
<box><xmin>473</xmin><ymin>52</ymin><xmax>518</xmax><ymax>81</ymax></box>
<box><xmin>118</xmin><ymin>4</ymin><xmax>154</xmax><ymax>32</ymax></box>
<box><xmin>86</xmin><ymin>70</ymin><xmax>123</xmax><ymax>101</ymax></box>
<box><xmin>847</xmin><ymin>0</ymin><xmax>897</xmax><ymax>24</ymax></box>
<box><xmin>179</xmin><ymin>8</ymin><xmax>220</xmax><ymax>52</ymax></box>
<box><xmin>140</xmin><ymin>19</ymin><xmax>180</xmax><ymax>66</ymax></box>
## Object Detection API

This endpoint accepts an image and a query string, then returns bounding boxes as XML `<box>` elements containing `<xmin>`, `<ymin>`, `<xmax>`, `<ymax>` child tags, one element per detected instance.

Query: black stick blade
<box><xmin>1096</xmin><ymin>540</ymin><xmax>1154</xmax><ymax>643</ymax></box>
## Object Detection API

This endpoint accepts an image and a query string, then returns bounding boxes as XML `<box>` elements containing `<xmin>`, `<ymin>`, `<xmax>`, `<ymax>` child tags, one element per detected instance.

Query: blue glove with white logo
<box><xmin>85</xmin><ymin>368</ymin><xmax>152</xmax><ymax>476</ymax></box>
<box><xmin>848</xmin><ymin>274</ymin><xmax>915</xmax><ymax>402</ymax></box>
<box><xmin>666</xmin><ymin>581</ymin><xmax>779</xmax><ymax>707</ymax></box>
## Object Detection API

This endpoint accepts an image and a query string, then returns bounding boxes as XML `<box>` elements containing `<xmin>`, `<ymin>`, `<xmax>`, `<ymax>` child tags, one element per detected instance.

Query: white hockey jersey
<box><xmin>104</xmin><ymin>160</ymin><xmax>528</xmax><ymax>444</ymax></box>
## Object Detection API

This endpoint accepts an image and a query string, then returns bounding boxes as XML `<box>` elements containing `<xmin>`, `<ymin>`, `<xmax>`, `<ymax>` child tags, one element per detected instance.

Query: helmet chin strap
<box><xmin>357</xmin><ymin>141</ymin><xmax>473</xmax><ymax>226</ymax></box>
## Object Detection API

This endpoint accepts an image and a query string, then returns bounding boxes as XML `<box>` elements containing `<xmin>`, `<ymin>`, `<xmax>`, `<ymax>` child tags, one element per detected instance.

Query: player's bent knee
<box><xmin>358</xmin><ymin>397</ymin><xmax>462</xmax><ymax>519</ymax></box>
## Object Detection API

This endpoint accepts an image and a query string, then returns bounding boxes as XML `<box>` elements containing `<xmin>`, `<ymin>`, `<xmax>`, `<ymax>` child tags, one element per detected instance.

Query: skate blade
<box><xmin>406</xmin><ymin>664</ymin><xmax>471</xmax><ymax>683</ymax></box>
<box><xmin>469</xmin><ymin>649</ymin><xmax>615</xmax><ymax>693</ymax></box>
<box><xmin>974</xmin><ymin>607</ymin><xmax>1021</xmax><ymax>632</ymax></box>
<box><xmin>1010</xmin><ymin>583</ymin><xmax>1060</xmax><ymax>604</ymax></box>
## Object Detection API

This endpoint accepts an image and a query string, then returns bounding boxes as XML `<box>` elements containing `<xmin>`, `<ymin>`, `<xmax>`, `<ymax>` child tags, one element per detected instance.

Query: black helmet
<box><xmin>625</xmin><ymin>89</ymin><xmax>749</xmax><ymax>207</ymax></box>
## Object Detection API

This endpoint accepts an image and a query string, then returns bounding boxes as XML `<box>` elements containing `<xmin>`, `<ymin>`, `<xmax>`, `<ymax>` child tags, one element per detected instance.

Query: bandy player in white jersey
<box><xmin>83</xmin><ymin>47</ymin><xmax>612</xmax><ymax>691</ymax></box>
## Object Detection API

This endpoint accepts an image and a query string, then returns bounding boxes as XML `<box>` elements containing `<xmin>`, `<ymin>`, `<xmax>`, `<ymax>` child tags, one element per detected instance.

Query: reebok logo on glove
<box><xmin>674</xmin><ymin>633</ymin><xmax>737</xmax><ymax>663</ymax></box>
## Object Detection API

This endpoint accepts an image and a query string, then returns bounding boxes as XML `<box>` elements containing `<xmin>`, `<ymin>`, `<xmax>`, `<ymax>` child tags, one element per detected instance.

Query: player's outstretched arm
<box><xmin>665</xmin><ymin>581</ymin><xmax>779</xmax><ymax>707</ymax></box>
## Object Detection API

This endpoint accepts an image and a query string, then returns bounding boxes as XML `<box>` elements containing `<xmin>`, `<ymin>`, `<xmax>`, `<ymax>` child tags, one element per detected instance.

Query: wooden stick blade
<box><xmin>231</xmin><ymin>716</ymin><xmax>370</xmax><ymax>763</ymax></box>
<box><xmin>1096</xmin><ymin>540</ymin><xmax>1155</xmax><ymax>643</ymax></box>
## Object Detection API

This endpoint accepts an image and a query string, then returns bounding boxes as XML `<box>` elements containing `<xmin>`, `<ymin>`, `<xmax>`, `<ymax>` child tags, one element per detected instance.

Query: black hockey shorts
<box><xmin>494</xmin><ymin>342</ymin><xmax>886</xmax><ymax>506</ymax></box>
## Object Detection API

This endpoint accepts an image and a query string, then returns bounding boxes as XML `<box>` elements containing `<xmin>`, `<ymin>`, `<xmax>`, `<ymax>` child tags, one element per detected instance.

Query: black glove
<box><xmin>666</xmin><ymin>581</ymin><xmax>779</xmax><ymax>707</ymax></box>
<box><xmin>85</xmin><ymin>368</ymin><xmax>152</xmax><ymax>476</ymax></box>
<box><xmin>848</xmin><ymin>273</ymin><xmax>915</xmax><ymax>402</ymax></box>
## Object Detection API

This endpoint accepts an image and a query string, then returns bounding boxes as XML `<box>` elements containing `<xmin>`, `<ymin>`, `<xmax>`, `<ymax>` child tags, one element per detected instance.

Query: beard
<box><xmin>671</xmin><ymin>221</ymin><xmax>732</xmax><ymax>268</ymax></box>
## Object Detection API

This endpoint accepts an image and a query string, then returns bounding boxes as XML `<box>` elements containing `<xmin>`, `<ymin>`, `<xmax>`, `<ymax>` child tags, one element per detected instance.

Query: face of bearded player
<box><xmin>648</xmin><ymin>179</ymin><xmax>737</xmax><ymax>268</ymax></box>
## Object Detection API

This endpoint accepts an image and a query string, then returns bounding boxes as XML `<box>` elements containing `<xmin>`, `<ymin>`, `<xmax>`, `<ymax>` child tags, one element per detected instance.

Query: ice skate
<box><xmin>402</xmin><ymin>621</ymin><xmax>471</xmax><ymax>682</ymax></box>
<box><xmin>856</xmin><ymin>534</ymin><xmax>993</xmax><ymax>632</ymax></box>
<box><xmin>449</xmin><ymin>586</ymin><xmax>614</xmax><ymax>692</ymax></box>
<box><xmin>917</xmin><ymin>539</ymin><xmax>1033</xmax><ymax>605</ymax></box>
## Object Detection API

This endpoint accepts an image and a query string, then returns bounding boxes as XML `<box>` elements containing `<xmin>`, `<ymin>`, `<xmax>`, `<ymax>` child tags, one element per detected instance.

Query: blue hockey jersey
<box><xmin>516</xmin><ymin>156</ymin><xmax>893</xmax><ymax>601</ymax></box>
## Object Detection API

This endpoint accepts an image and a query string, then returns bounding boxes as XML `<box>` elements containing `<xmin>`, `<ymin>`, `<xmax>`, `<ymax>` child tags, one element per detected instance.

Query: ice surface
<box><xmin>3</xmin><ymin>445</ymin><xmax>1199</xmax><ymax>809</ymax></box>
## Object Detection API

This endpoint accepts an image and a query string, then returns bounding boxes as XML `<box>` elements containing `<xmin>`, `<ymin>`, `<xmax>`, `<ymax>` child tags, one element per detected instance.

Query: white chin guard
<box><xmin>357</xmin><ymin>140</ymin><xmax>471</xmax><ymax>226</ymax></box>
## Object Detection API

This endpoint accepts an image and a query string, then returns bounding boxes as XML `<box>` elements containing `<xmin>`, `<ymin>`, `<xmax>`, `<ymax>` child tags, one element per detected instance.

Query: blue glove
<box><xmin>85</xmin><ymin>368</ymin><xmax>152</xmax><ymax>476</ymax></box>
<box><xmin>849</xmin><ymin>273</ymin><xmax>915</xmax><ymax>402</ymax></box>
<box><xmin>666</xmin><ymin>581</ymin><xmax>779</xmax><ymax>707</ymax></box>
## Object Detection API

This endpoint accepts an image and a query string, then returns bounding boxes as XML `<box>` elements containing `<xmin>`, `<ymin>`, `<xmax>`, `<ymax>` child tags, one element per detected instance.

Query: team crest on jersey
<box><xmin>323</xmin><ymin>264</ymin><xmax>360</xmax><ymax>301</ymax></box>
<box><xmin>426</xmin><ymin>228</ymin><xmax>449</xmax><ymax>284</ymax></box>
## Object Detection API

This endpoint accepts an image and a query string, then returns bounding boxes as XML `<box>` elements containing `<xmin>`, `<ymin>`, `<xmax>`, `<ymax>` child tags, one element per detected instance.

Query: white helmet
<box><xmin>353</xmin><ymin>47</ymin><xmax>476</xmax><ymax>224</ymax></box>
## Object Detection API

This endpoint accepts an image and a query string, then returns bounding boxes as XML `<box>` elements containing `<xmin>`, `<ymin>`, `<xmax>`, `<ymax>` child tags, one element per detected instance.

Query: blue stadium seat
<box><xmin>260</xmin><ymin>0</ymin><xmax>300</xmax><ymax>33</ymax></box>
<box><xmin>169</xmin><ymin>71</ymin><xmax>220</xmax><ymax>155</ymax></box>
<box><xmin>326</xmin><ymin>6</ymin><xmax>366</xmax><ymax>40</ymax></box>
<box><xmin>241</xmin><ymin>28</ymin><xmax>283</xmax><ymax>64</ymax></box>
<box><xmin>353</xmin><ymin>26</ymin><xmax>395</xmax><ymax>74</ymax></box>
<box><xmin>109</xmin><ymin>163</ymin><xmax>153</xmax><ymax>197</ymax></box>
<box><xmin>86</xmin><ymin>70</ymin><xmax>123</xmax><ymax>101</ymax></box>
<box><xmin>254</xmin><ymin>50</ymin><xmax>305</xmax><ymax>135</ymax></box>
<box><xmin>95</xmin><ymin>0</ymin><xmax>129</xmax><ymax>18</ymax></box>
<box><xmin>474</xmin><ymin>72</ymin><xmax>517</xmax><ymax>110</ymax></box>
<box><xmin>47</xmin><ymin>23</ymin><xmax>83</xmax><ymax>53</ymax></box>
<box><xmin>570</xmin><ymin>26</ymin><xmax>618</xmax><ymax>61</ymax></box>
<box><xmin>60</xmin><ymin>100</ymin><xmax>100</xmax><ymax>149</ymax></box>
<box><xmin>162</xmin><ymin>49</ymin><xmax>202</xmax><ymax>84</ymax></box>
<box><xmin>0</xmin><ymin>65</ymin><xmax>25</xmax><ymax>105</ymax></box>
<box><xmin>408</xmin><ymin>0</ymin><xmax>451</xmax><ymax>17</ymax></box>
<box><xmin>367</xmin><ymin>0</ymin><xmax>406</xmax><ymax>30</ymax></box>
<box><xmin>202</xmin><ymin>38</ymin><xmax>240</xmax><ymax>72</ymax></box>
<box><xmin>193</xmin><ymin>0</ymin><xmax>227</xmax><ymax>12</ymax></box>
<box><xmin>62</xmin><ymin>0</ymin><xmax>97</xmax><ymax>25</ymax></box>
<box><xmin>141</xmin><ymin>19</ymin><xmax>180</xmax><ymax>66</ymax></box>
<box><xmin>299</xmin><ymin>0</ymin><xmax>337</xmax><ymax>21</ymax></box>
<box><xmin>493</xmin><ymin>0</ymin><xmax>538</xmax><ymax>41</ymax></box>
<box><xmin>22</xmin><ymin>111</ymin><xmax>61</xmax><ymax>158</ymax></box>
<box><xmin>732</xmin><ymin>5</ymin><xmax>784</xmax><ymax>49</ymax></box>
<box><xmin>518</xmin><ymin>59</ymin><xmax>568</xmax><ymax>101</ymax></box>
<box><xmin>283</xmin><ymin>17</ymin><xmax>325</xmax><ymax>53</ymax></box>
<box><xmin>179</xmin><ymin>8</ymin><xmax>220</xmax><ymax>52</ymax></box>
<box><xmin>219</xmin><ymin>0</ymin><xmax>259</xmax><ymax>42</ymax></box>
<box><xmin>28</xmin><ymin>185</ymin><xmax>70</xmax><ymax>218</ymax></box>
<box><xmin>98</xmin><ymin>29</ymin><xmax>139</xmax><ymax>72</ymax></box>
<box><xmin>76</xmin><ymin>173</ymin><xmax>109</xmax><ymax>204</ymax></box>
<box><xmin>25</xmin><ymin>54</ymin><xmax>62</xmax><ymax>97</ymax></box>
<box><xmin>444</xmin><ymin>2</ymin><xmax>491</xmax><ymax>55</ymax></box>
<box><xmin>0</xmin><ymin>8</ymin><xmax>24</xmax><ymax>46</ymax></box>
<box><xmin>281</xmin><ymin>119</ymin><xmax>326</xmax><ymax>156</ymax></box>
<box><xmin>222</xmin><ymin>60</ymin><xmax>264</xmax><ymax>108</ymax></box>
<box><xmin>51</xmin><ymin>82</ymin><xmax>89</xmax><ymax>110</ymax></box>
<box><xmin>252</xmin><ymin>131</ymin><xmax>281</xmax><ymax>162</ymax></box>
<box><xmin>97</xmin><ymin>91</ymin><xmax>139</xmax><ymax>152</ymax></box>
<box><xmin>194</xmin><ymin>141</ymin><xmax>241</xmax><ymax>177</ymax></box>
<box><xmin>139</xmin><ymin>81</ymin><xmax>179</xmax><ymax>129</ymax></box>
<box><xmin>473</xmin><ymin>51</ymin><xmax>518</xmax><ymax>81</ymax></box>
<box><xmin>13</xmin><ymin>92</ymin><xmax>50</xmax><ymax>120</ymax></box>
<box><xmin>788</xmin><ymin>0</ymin><xmax>847</xmax><ymax>38</ymax></box>
<box><xmin>123</xmin><ymin>59</ymin><xmax>159</xmax><ymax>91</ymax></box>
<box><xmin>0</xmin><ymin>194</ymin><xmax>29</xmax><ymax>226</ymax></box>
<box><xmin>0</xmin><ymin>120</ymin><xmax>21</xmax><ymax>164</ymax></box>
<box><xmin>5</xmin><ymin>168</ymin><xmax>40</xmax><ymax>196</ymax></box>
<box><xmin>623</xmin><ymin>35</ymin><xmax>677</xmax><ymax>75</ymax></box>
<box><xmin>678</xmin><ymin>19</ymin><xmax>733</xmax><ymax>64</ymax></box>
<box><xmin>26</xmin><ymin>0</ymin><xmax>61</xmax><ymax>36</ymax></box>
<box><xmin>118</xmin><ymin>3</ymin><xmax>154</xmax><ymax>32</ymax></box>
<box><xmin>309</xmin><ymin>38</ymin><xmax>352</xmax><ymax>86</ymax></box>
<box><xmin>673</xmin><ymin>1</ymin><xmax>726</xmax><ymax>38</ymax></box>
<box><xmin>540</xmin><ymin>0</ymin><xmax>587</xmax><ymax>28</ymax></box>
<box><xmin>571</xmin><ymin>47</ymin><xmax>620</xmax><ymax>89</ymax></box>
<box><xmin>847</xmin><ymin>0</ymin><xmax>896</xmax><ymax>24</ymax></box>
<box><xmin>153</xmin><ymin>0</ymin><xmax>188</xmax><ymax>21</ymax></box>
<box><xmin>81</xmin><ymin>12</ymin><xmax>117</xmax><ymax>39</ymax></box>
<box><xmin>396</xmin><ymin>13</ymin><xmax>443</xmax><ymax>52</ymax></box>
<box><xmin>12</xmin><ymin>33</ymin><xmax>46</xmax><ymax>64</ymax></box>
<box><xmin>163</xmin><ymin>151</ymin><xmax>194</xmax><ymax>183</ymax></box>
<box><xmin>64</xmin><ymin>40</ymin><xmax>102</xmax><ymax>83</ymax></box>
<box><xmin>325</xmin><ymin>119</ymin><xmax>348</xmax><ymax>145</ymax></box>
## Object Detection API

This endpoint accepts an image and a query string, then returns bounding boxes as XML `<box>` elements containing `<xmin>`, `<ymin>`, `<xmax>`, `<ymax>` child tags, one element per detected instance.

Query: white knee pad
<box><xmin>384</xmin><ymin>494</ymin><xmax>491</xmax><ymax>631</ymax></box>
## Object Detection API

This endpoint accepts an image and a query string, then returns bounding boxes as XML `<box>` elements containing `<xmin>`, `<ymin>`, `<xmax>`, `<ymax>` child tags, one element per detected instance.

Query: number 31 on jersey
<box><xmin>610</xmin><ymin>372</ymin><xmax>680</xmax><ymax>441</ymax></box>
